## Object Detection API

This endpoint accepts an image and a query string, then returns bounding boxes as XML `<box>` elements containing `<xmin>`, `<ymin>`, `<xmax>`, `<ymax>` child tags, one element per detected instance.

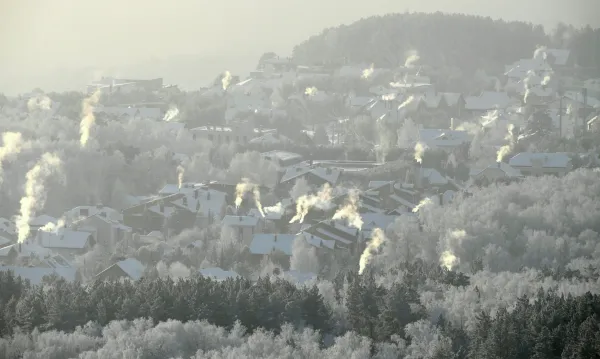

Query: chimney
<box><xmin>19</xmin><ymin>242</ymin><xmax>21</xmax><ymax>252</ymax></box>
<box><xmin>274</xmin><ymin>234</ymin><xmax>278</xmax><ymax>242</ymax></box>
<box><xmin>182</xmin><ymin>196</ymin><xmax>188</xmax><ymax>206</ymax></box>
<box><xmin>194</xmin><ymin>190</ymin><xmax>198</xmax><ymax>199</ymax></box>
<box><xmin>450</xmin><ymin>118</ymin><xmax>454</xmax><ymax>130</ymax></box>
<box><xmin>239</xmin><ymin>216</ymin><xmax>243</xmax><ymax>222</ymax></box>
<box><xmin>207</xmin><ymin>192</ymin><xmax>211</xmax><ymax>200</ymax></box>
<box><xmin>159</xmin><ymin>202</ymin><xmax>164</xmax><ymax>213</ymax></box>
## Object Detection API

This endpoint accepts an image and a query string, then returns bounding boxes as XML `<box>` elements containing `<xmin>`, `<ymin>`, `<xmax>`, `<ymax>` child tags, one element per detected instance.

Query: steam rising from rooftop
<box><xmin>359</xmin><ymin>227</ymin><xmax>385</xmax><ymax>274</ymax></box>
<box><xmin>0</xmin><ymin>132</ymin><xmax>23</xmax><ymax>185</ymax></box>
<box><xmin>79</xmin><ymin>90</ymin><xmax>101</xmax><ymax>147</ymax></box>
<box><xmin>16</xmin><ymin>153</ymin><xmax>63</xmax><ymax>243</ymax></box>
<box><xmin>289</xmin><ymin>183</ymin><xmax>333</xmax><ymax>224</ymax></box>
<box><xmin>235</xmin><ymin>178</ymin><xmax>264</xmax><ymax>217</ymax></box>
<box><xmin>332</xmin><ymin>189</ymin><xmax>363</xmax><ymax>229</ymax></box>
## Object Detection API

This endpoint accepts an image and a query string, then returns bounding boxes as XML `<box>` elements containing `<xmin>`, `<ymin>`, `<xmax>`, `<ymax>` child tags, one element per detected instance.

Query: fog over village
<box><xmin>1</xmin><ymin>1</ymin><xmax>600</xmax><ymax>358</ymax></box>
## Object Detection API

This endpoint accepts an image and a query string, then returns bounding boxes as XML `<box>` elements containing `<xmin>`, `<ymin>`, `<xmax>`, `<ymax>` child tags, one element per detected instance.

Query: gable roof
<box><xmin>29</xmin><ymin>214</ymin><xmax>57</xmax><ymax>227</ymax></box>
<box><xmin>249</xmin><ymin>234</ymin><xmax>295</xmax><ymax>255</ymax></box>
<box><xmin>472</xmin><ymin>162</ymin><xmax>523</xmax><ymax>178</ymax></box>
<box><xmin>280</xmin><ymin>164</ymin><xmax>341</xmax><ymax>185</ymax></box>
<box><xmin>38</xmin><ymin>229</ymin><xmax>92</xmax><ymax>249</ymax></box>
<box><xmin>465</xmin><ymin>92</ymin><xmax>512</xmax><ymax>111</ymax></box>
<box><xmin>418</xmin><ymin>129</ymin><xmax>470</xmax><ymax>148</ymax></box>
<box><xmin>509</xmin><ymin>152</ymin><xmax>571</xmax><ymax>169</ymax></box>
<box><xmin>116</xmin><ymin>258</ymin><xmax>145</xmax><ymax>280</ymax></box>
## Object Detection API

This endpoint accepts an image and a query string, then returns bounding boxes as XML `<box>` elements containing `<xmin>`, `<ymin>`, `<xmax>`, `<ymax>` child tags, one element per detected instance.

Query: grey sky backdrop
<box><xmin>1</xmin><ymin>0</ymin><xmax>598</xmax><ymax>94</ymax></box>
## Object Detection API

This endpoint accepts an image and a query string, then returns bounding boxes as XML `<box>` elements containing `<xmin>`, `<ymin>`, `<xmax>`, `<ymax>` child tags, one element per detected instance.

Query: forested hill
<box><xmin>292</xmin><ymin>12</ymin><xmax>600</xmax><ymax>76</ymax></box>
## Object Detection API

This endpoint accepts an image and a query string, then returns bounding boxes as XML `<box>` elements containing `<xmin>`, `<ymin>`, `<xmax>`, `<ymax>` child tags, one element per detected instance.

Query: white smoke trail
<box><xmin>359</xmin><ymin>227</ymin><xmax>385</xmax><ymax>274</ymax></box>
<box><xmin>496</xmin><ymin>123</ymin><xmax>515</xmax><ymax>162</ymax></box>
<box><xmin>235</xmin><ymin>178</ymin><xmax>264</xmax><ymax>217</ymax></box>
<box><xmin>16</xmin><ymin>153</ymin><xmax>63</xmax><ymax>243</ymax></box>
<box><xmin>404</xmin><ymin>51</ymin><xmax>420</xmax><ymax>68</ymax></box>
<box><xmin>163</xmin><ymin>106</ymin><xmax>179</xmax><ymax>122</ymax></box>
<box><xmin>414</xmin><ymin>141</ymin><xmax>428</xmax><ymax>164</ymax></box>
<box><xmin>533</xmin><ymin>46</ymin><xmax>547</xmax><ymax>61</ymax></box>
<box><xmin>440</xmin><ymin>250</ymin><xmax>458</xmax><ymax>270</ymax></box>
<box><xmin>332</xmin><ymin>189</ymin><xmax>363</xmax><ymax>229</ymax></box>
<box><xmin>412</xmin><ymin>197</ymin><xmax>433</xmax><ymax>213</ymax></box>
<box><xmin>40</xmin><ymin>217</ymin><xmax>66</xmax><ymax>234</ymax></box>
<box><xmin>382</xmin><ymin>93</ymin><xmax>397</xmax><ymax>101</ymax></box>
<box><xmin>305</xmin><ymin>87</ymin><xmax>318</xmax><ymax>96</ymax></box>
<box><xmin>541</xmin><ymin>73</ymin><xmax>552</xmax><ymax>87</ymax></box>
<box><xmin>361</xmin><ymin>64</ymin><xmax>375</xmax><ymax>79</ymax></box>
<box><xmin>263</xmin><ymin>202</ymin><xmax>284</xmax><ymax>217</ymax></box>
<box><xmin>523</xmin><ymin>70</ymin><xmax>536</xmax><ymax>104</ymax></box>
<box><xmin>289</xmin><ymin>183</ymin><xmax>333</xmax><ymax>224</ymax></box>
<box><xmin>177</xmin><ymin>165</ymin><xmax>185</xmax><ymax>190</ymax></box>
<box><xmin>0</xmin><ymin>132</ymin><xmax>23</xmax><ymax>185</ymax></box>
<box><xmin>398</xmin><ymin>95</ymin><xmax>415</xmax><ymax>111</ymax></box>
<box><xmin>222</xmin><ymin>71</ymin><xmax>233</xmax><ymax>90</ymax></box>
<box><xmin>79</xmin><ymin>90</ymin><xmax>101</xmax><ymax>147</ymax></box>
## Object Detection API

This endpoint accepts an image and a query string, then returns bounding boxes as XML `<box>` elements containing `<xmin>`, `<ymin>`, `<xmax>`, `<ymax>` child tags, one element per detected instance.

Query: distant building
<box><xmin>508</xmin><ymin>152</ymin><xmax>573</xmax><ymax>177</ymax></box>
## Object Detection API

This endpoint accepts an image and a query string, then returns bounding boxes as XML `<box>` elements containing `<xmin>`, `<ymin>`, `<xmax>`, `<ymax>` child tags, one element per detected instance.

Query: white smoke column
<box><xmin>404</xmin><ymin>51</ymin><xmax>420</xmax><ymax>68</ymax></box>
<box><xmin>177</xmin><ymin>165</ymin><xmax>185</xmax><ymax>189</ymax></box>
<box><xmin>16</xmin><ymin>153</ymin><xmax>63</xmax><ymax>243</ymax></box>
<box><xmin>382</xmin><ymin>93</ymin><xmax>397</xmax><ymax>101</ymax></box>
<box><xmin>414</xmin><ymin>141</ymin><xmax>428</xmax><ymax>164</ymax></box>
<box><xmin>263</xmin><ymin>202</ymin><xmax>284</xmax><ymax>217</ymax></box>
<box><xmin>496</xmin><ymin>123</ymin><xmax>515</xmax><ymax>162</ymax></box>
<box><xmin>412</xmin><ymin>197</ymin><xmax>433</xmax><ymax>213</ymax></box>
<box><xmin>289</xmin><ymin>183</ymin><xmax>333</xmax><ymax>224</ymax></box>
<box><xmin>163</xmin><ymin>106</ymin><xmax>179</xmax><ymax>122</ymax></box>
<box><xmin>541</xmin><ymin>73</ymin><xmax>552</xmax><ymax>87</ymax></box>
<box><xmin>0</xmin><ymin>132</ymin><xmax>23</xmax><ymax>185</ymax></box>
<box><xmin>398</xmin><ymin>95</ymin><xmax>415</xmax><ymax>111</ymax></box>
<box><xmin>221</xmin><ymin>71</ymin><xmax>233</xmax><ymax>90</ymax></box>
<box><xmin>358</xmin><ymin>227</ymin><xmax>385</xmax><ymax>274</ymax></box>
<box><xmin>533</xmin><ymin>46</ymin><xmax>547</xmax><ymax>61</ymax></box>
<box><xmin>332</xmin><ymin>189</ymin><xmax>363</xmax><ymax>229</ymax></box>
<box><xmin>305</xmin><ymin>87</ymin><xmax>318</xmax><ymax>96</ymax></box>
<box><xmin>235</xmin><ymin>178</ymin><xmax>264</xmax><ymax>216</ymax></box>
<box><xmin>523</xmin><ymin>70</ymin><xmax>536</xmax><ymax>104</ymax></box>
<box><xmin>27</xmin><ymin>95</ymin><xmax>52</xmax><ymax>112</ymax></box>
<box><xmin>362</xmin><ymin>63</ymin><xmax>374</xmax><ymax>79</ymax></box>
<box><xmin>440</xmin><ymin>250</ymin><xmax>458</xmax><ymax>270</ymax></box>
<box><xmin>79</xmin><ymin>90</ymin><xmax>101</xmax><ymax>147</ymax></box>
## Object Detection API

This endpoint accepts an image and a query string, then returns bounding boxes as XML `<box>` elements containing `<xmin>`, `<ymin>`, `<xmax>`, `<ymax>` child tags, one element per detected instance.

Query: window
<box><xmin>80</xmin><ymin>208</ymin><xmax>89</xmax><ymax>217</ymax></box>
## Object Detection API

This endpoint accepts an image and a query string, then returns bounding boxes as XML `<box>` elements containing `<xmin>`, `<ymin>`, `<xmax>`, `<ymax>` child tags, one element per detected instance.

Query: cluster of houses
<box><xmin>0</xmin><ymin>46</ymin><xmax>598</xmax><ymax>284</ymax></box>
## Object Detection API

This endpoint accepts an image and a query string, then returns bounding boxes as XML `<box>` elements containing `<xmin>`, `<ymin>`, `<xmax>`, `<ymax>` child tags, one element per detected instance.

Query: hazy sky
<box><xmin>1</xmin><ymin>0</ymin><xmax>598</xmax><ymax>94</ymax></box>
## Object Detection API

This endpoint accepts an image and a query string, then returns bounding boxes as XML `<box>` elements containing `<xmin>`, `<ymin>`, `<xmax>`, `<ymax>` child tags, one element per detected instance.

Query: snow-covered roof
<box><xmin>472</xmin><ymin>162</ymin><xmax>523</xmax><ymax>178</ymax></box>
<box><xmin>37</xmin><ymin>229</ymin><xmax>92</xmax><ymax>249</ymax></box>
<box><xmin>198</xmin><ymin>267</ymin><xmax>240</xmax><ymax>281</ymax></box>
<box><xmin>419</xmin><ymin>168</ymin><xmax>449</xmax><ymax>186</ymax></box>
<box><xmin>360</xmin><ymin>213</ymin><xmax>397</xmax><ymax>232</ymax></box>
<box><xmin>509</xmin><ymin>152</ymin><xmax>571</xmax><ymax>169</ymax></box>
<box><xmin>545</xmin><ymin>48</ymin><xmax>571</xmax><ymax>66</ymax></box>
<box><xmin>564</xmin><ymin>91</ymin><xmax>600</xmax><ymax>108</ymax></box>
<box><xmin>465</xmin><ymin>92</ymin><xmax>512</xmax><ymax>111</ymax></box>
<box><xmin>301</xmin><ymin>233</ymin><xmax>336</xmax><ymax>250</ymax></box>
<box><xmin>0</xmin><ymin>266</ymin><xmax>76</xmax><ymax>285</ymax></box>
<box><xmin>115</xmin><ymin>258</ymin><xmax>145</xmax><ymax>280</ymax></box>
<box><xmin>29</xmin><ymin>214</ymin><xmax>57</xmax><ymax>227</ymax></box>
<box><xmin>504</xmin><ymin>58</ymin><xmax>552</xmax><ymax>79</ymax></box>
<box><xmin>418</xmin><ymin>129</ymin><xmax>470</xmax><ymax>148</ymax></box>
<box><xmin>222</xmin><ymin>215</ymin><xmax>260</xmax><ymax>227</ymax></box>
<box><xmin>249</xmin><ymin>132</ymin><xmax>292</xmax><ymax>145</ymax></box>
<box><xmin>0</xmin><ymin>217</ymin><xmax>16</xmax><ymax>236</ymax></box>
<box><xmin>261</xmin><ymin>151</ymin><xmax>303</xmax><ymax>165</ymax></box>
<box><xmin>65</xmin><ymin>205</ymin><xmax>122</xmax><ymax>222</ymax></box>
<box><xmin>280</xmin><ymin>164</ymin><xmax>341</xmax><ymax>185</ymax></box>
<box><xmin>368</xmin><ymin>181</ymin><xmax>394</xmax><ymax>190</ymax></box>
<box><xmin>249</xmin><ymin>234</ymin><xmax>295</xmax><ymax>255</ymax></box>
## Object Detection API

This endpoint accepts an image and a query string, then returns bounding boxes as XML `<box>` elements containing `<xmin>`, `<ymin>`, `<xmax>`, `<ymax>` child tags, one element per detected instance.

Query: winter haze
<box><xmin>1</xmin><ymin>0</ymin><xmax>599</xmax><ymax>93</ymax></box>
<box><xmin>1</xmin><ymin>1</ymin><xmax>600</xmax><ymax>358</ymax></box>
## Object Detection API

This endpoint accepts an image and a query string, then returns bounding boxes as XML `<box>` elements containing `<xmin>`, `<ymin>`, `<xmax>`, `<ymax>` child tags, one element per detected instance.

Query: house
<box><xmin>418</xmin><ymin>129</ymin><xmax>470</xmax><ymax>152</ymax></box>
<box><xmin>222</xmin><ymin>215</ymin><xmax>263</xmax><ymax>245</ymax></box>
<box><xmin>465</xmin><ymin>91</ymin><xmax>513</xmax><ymax>114</ymax></box>
<box><xmin>249</xmin><ymin>234</ymin><xmax>295</xmax><ymax>258</ymax></box>
<box><xmin>71</xmin><ymin>213</ymin><xmax>132</xmax><ymax>247</ymax></box>
<box><xmin>0</xmin><ymin>265</ymin><xmax>77</xmax><ymax>285</ymax></box>
<box><xmin>35</xmin><ymin>228</ymin><xmax>94</xmax><ymax>258</ymax></box>
<box><xmin>261</xmin><ymin>151</ymin><xmax>304</xmax><ymax>169</ymax></box>
<box><xmin>0</xmin><ymin>241</ymin><xmax>72</xmax><ymax>269</ymax></box>
<box><xmin>64</xmin><ymin>204</ymin><xmax>123</xmax><ymax>223</ymax></box>
<box><xmin>249</xmin><ymin>132</ymin><xmax>293</xmax><ymax>146</ymax></box>
<box><xmin>279</xmin><ymin>164</ymin><xmax>341</xmax><ymax>187</ymax></box>
<box><xmin>190</xmin><ymin>123</ymin><xmax>257</xmax><ymax>145</ymax></box>
<box><xmin>508</xmin><ymin>152</ymin><xmax>573</xmax><ymax>176</ymax></box>
<box><xmin>471</xmin><ymin>162</ymin><xmax>523</xmax><ymax>183</ymax></box>
<box><xmin>93</xmin><ymin>106</ymin><xmax>162</xmax><ymax>121</ymax></box>
<box><xmin>28</xmin><ymin>215</ymin><xmax>58</xmax><ymax>234</ymax></box>
<box><xmin>301</xmin><ymin>220</ymin><xmax>361</xmax><ymax>252</ymax></box>
<box><xmin>95</xmin><ymin>258</ymin><xmax>146</xmax><ymax>281</ymax></box>
<box><xmin>198</xmin><ymin>267</ymin><xmax>240</xmax><ymax>281</ymax></box>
